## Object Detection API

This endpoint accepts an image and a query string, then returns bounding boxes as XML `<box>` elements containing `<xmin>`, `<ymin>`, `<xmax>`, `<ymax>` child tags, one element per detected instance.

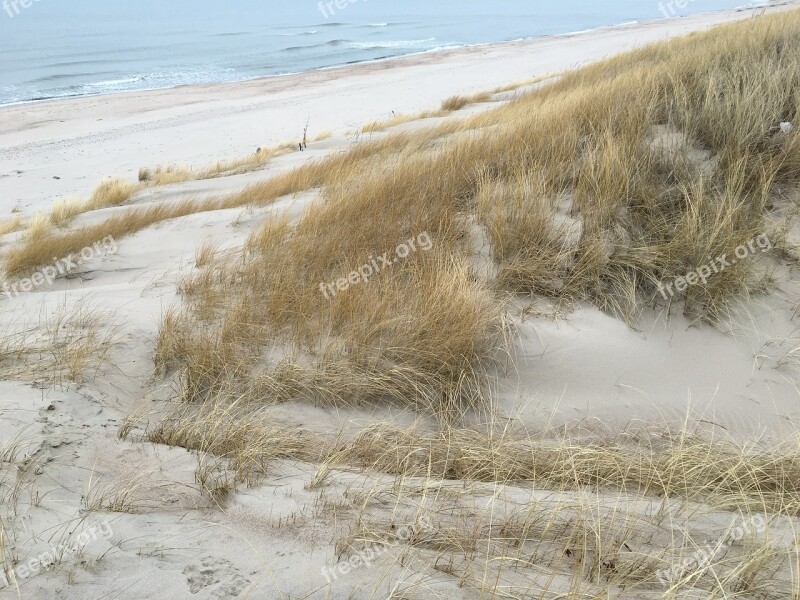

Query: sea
<box><xmin>0</xmin><ymin>0</ymin><xmax>770</xmax><ymax>106</ymax></box>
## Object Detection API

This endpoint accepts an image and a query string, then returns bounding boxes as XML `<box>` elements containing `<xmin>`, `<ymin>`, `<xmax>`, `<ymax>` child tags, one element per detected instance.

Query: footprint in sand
<box><xmin>183</xmin><ymin>556</ymin><xmax>249</xmax><ymax>598</ymax></box>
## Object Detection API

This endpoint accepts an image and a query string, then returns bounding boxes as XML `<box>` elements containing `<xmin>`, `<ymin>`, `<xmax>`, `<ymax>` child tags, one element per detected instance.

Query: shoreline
<box><xmin>0</xmin><ymin>16</ymin><xmax>654</xmax><ymax>110</ymax></box>
<box><xmin>0</xmin><ymin>5</ymin><xmax>771</xmax><ymax>112</ymax></box>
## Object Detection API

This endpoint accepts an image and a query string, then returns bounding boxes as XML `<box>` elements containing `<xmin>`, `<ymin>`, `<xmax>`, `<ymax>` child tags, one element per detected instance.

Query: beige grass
<box><xmin>0</xmin><ymin>300</ymin><xmax>115</xmax><ymax>384</ymax></box>
<box><xmin>24</xmin><ymin>213</ymin><xmax>51</xmax><ymax>241</ymax></box>
<box><xmin>34</xmin><ymin>140</ymin><xmax>297</xmax><ymax>236</ymax></box>
<box><xmin>87</xmin><ymin>178</ymin><xmax>137</xmax><ymax>210</ymax></box>
<box><xmin>141</xmin><ymin>141</ymin><xmax>297</xmax><ymax>186</ymax></box>
<box><xmin>5</xmin><ymin>197</ymin><xmax>218</xmax><ymax>276</ymax></box>
<box><xmin>363</xmin><ymin>91</ymin><xmax>492</xmax><ymax>134</ymax></box>
<box><xmin>49</xmin><ymin>198</ymin><xmax>85</xmax><ymax>227</ymax></box>
<box><xmin>492</xmin><ymin>74</ymin><xmax>552</xmax><ymax>93</ymax></box>
<box><xmin>0</xmin><ymin>216</ymin><xmax>23</xmax><ymax>236</ymax></box>
<box><xmin>361</xmin><ymin>109</ymin><xmax>446</xmax><ymax>133</ymax></box>
<box><xmin>441</xmin><ymin>91</ymin><xmax>491</xmax><ymax>111</ymax></box>
<box><xmin>142</xmin><ymin>405</ymin><xmax>800</xmax><ymax>596</ymax></box>
<box><xmin>2</xmin><ymin>125</ymin><xmax>454</xmax><ymax>276</ymax></box>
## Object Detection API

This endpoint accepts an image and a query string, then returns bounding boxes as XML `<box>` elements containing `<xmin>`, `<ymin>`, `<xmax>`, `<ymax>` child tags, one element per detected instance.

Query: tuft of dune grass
<box><xmin>0</xmin><ymin>215</ymin><xmax>24</xmax><ymax>237</ymax></box>
<box><xmin>441</xmin><ymin>91</ymin><xmax>491</xmax><ymax>112</ymax></box>
<box><xmin>141</xmin><ymin>141</ymin><xmax>297</xmax><ymax>186</ymax></box>
<box><xmin>25</xmin><ymin>213</ymin><xmax>50</xmax><ymax>241</ymax></box>
<box><xmin>0</xmin><ymin>299</ymin><xmax>115</xmax><ymax>384</ymax></box>
<box><xmin>362</xmin><ymin>109</ymin><xmax>447</xmax><ymax>133</ymax></box>
<box><xmin>5</xmin><ymin>198</ymin><xmax>217</xmax><ymax>276</ymax></box>
<box><xmin>87</xmin><ymin>178</ymin><xmax>137</xmax><ymax>210</ymax></box>
<box><xmin>49</xmin><ymin>198</ymin><xmax>85</xmax><ymax>227</ymax></box>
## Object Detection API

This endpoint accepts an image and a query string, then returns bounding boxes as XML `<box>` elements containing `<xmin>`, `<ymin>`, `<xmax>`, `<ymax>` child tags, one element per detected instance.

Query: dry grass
<box><xmin>25</xmin><ymin>213</ymin><xmax>51</xmax><ymax>241</ymax></box>
<box><xmin>361</xmin><ymin>109</ymin><xmax>447</xmax><ymax>133</ymax></box>
<box><xmin>44</xmin><ymin>180</ymin><xmax>138</xmax><ymax>229</ymax></box>
<box><xmin>2</xmin><ymin>124</ymin><xmax>450</xmax><ymax>277</ymax></box>
<box><xmin>5</xmin><ymin>197</ymin><xmax>219</xmax><ymax>276</ymax></box>
<box><xmin>441</xmin><ymin>91</ymin><xmax>491</xmax><ymax>112</ymax></box>
<box><xmin>142</xmin><ymin>405</ymin><xmax>800</xmax><ymax>596</ymax></box>
<box><xmin>49</xmin><ymin>198</ymin><xmax>85</xmax><ymax>227</ymax></box>
<box><xmin>147</xmin><ymin>401</ymin><xmax>319</xmax><ymax>483</ymax></box>
<box><xmin>163</xmin><ymin>148</ymin><xmax>507</xmax><ymax>418</ymax></box>
<box><xmin>87</xmin><ymin>178</ymin><xmax>137</xmax><ymax>210</ymax></box>
<box><xmin>0</xmin><ymin>300</ymin><xmax>115</xmax><ymax>384</ymax></box>
<box><xmin>31</xmin><ymin>140</ymin><xmax>295</xmax><ymax>237</ymax></box>
<box><xmin>0</xmin><ymin>216</ymin><xmax>24</xmax><ymax>236</ymax></box>
<box><xmin>492</xmin><ymin>75</ymin><xmax>552</xmax><ymax>94</ymax></box>
<box><xmin>141</xmin><ymin>141</ymin><xmax>296</xmax><ymax>186</ymax></box>
<box><xmin>193</xmin><ymin>239</ymin><xmax>218</xmax><ymax>268</ymax></box>
<box><xmin>327</xmin><ymin>467</ymin><xmax>797</xmax><ymax>599</ymax></box>
<box><xmin>325</xmin><ymin>423</ymin><xmax>800</xmax><ymax>514</ymax></box>
<box><xmin>363</xmin><ymin>91</ymin><xmax>492</xmax><ymax>134</ymax></box>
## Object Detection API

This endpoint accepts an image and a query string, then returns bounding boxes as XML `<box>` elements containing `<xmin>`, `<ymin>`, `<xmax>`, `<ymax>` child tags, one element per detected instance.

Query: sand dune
<box><xmin>0</xmin><ymin>3</ymin><xmax>799</xmax><ymax>599</ymax></box>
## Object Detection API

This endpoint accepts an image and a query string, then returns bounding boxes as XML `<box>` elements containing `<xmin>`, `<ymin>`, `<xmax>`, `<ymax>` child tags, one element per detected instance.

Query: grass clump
<box><xmin>441</xmin><ymin>91</ymin><xmax>491</xmax><ymax>112</ymax></box>
<box><xmin>87</xmin><ymin>178</ymin><xmax>137</xmax><ymax>210</ymax></box>
<box><xmin>361</xmin><ymin>109</ymin><xmax>446</xmax><ymax>133</ymax></box>
<box><xmin>0</xmin><ymin>300</ymin><xmax>115</xmax><ymax>384</ymax></box>
<box><xmin>0</xmin><ymin>216</ymin><xmax>24</xmax><ymax>236</ymax></box>
<box><xmin>24</xmin><ymin>213</ymin><xmax>50</xmax><ymax>241</ymax></box>
<box><xmin>5</xmin><ymin>198</ymin><xmax>218</xmax><ymax>276</ymax></box>
<box><xmin>49</xmin><ymin>198</ymin><xmax>85</xmax><ymax>227</ymax></box>
<box><xmin>141</xmin><ymin>141</ymin><xmax>297</xmax><ymax>186</ymax></box>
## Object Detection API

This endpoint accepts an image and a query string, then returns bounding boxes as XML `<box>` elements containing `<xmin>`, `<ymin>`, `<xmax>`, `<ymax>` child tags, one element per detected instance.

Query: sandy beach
<box><xmin>0</xmin><ymin>2</ymin><xmax>799</xmax><ymax>599</ymax></box>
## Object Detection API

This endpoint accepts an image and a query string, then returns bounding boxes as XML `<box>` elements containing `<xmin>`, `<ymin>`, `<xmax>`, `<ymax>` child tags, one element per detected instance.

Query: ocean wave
<box><xmin>367</xmin><ymin>22</ymin><xmax>389</xmax><ymax>27</ymax></box>
<box><xmin>283</xmin><ymin>39</ymin><xmax>350</xmax><ymax>52</ymax></box>
<box><xmin>27</xmin><ymin>71</ymin><xmax>117</xmax><ymax>84</ymax></box>
<box><xmin>40</xmin><ymin>59</ymin><xmax>121</xmax><ymax>69</ymax></box>
<box><xmin>84</xmin><ymin>75</ymin><xmax>148</xmax><ymax>88</ymax></box>
<box><xmin>277</xmin><ymin>30</ymin><xmax>320</xmax><ymax>36</ymax></box>
<box><xmin>347</xmin><ymin>37</ymin><xmax>437</xmax><ymax>49</ymax></box>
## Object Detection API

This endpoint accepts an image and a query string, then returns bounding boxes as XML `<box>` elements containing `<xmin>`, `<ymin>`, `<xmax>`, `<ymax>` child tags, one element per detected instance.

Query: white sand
<box><xmin>0</xmin><ymin>3</ymin><xmax>798</xmax><ymax>598</ymax></box>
